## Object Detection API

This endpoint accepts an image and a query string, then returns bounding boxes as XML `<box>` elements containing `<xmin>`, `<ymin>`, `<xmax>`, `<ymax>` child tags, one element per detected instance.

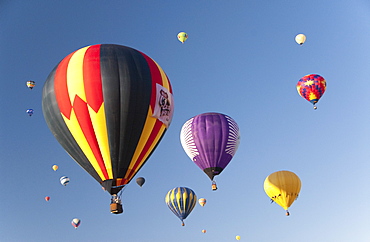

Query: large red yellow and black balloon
<box><xmin>42</xmin><ymin>44</ymin><xmax>174</xmax><ymax>195</ymax></box>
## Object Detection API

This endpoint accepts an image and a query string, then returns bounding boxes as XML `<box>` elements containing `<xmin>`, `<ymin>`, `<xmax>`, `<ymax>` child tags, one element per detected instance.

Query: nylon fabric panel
<box><xmin>139</xmin><ymin>52</ymin><xmax>173</xmax><ymax>109</ymax></box>
<box><xmin>122</xmin><ymin>116</ymin><xmax>163</xmax><ymax>184</ymax></box>
<box><xmin>60</xmin><ymin>46</ymin><xmax>109</xmax><ymax>180</ymax></box>
<box><xmin>100</xmin><ymin>45</ymin><xmax>151</xmax><ymax>182</ymax></box>
<box><xmin>166</xmin><ymin>189</ymin><xmax>182</xmax><ymax>221</ymax></box>
<box><xmin>42</xmin><ymin>66</ymin><xmax>101</xmax><ymax>183</ymax></box>
<box><xmin>121</xmin><ymin>52</ymin><xmax>173</xmax><ymax>184</ymax></box>
<box><xmin>83</xmin><ymin>45</ymin><xmax>113</xmax><ymax>179</ymax></box>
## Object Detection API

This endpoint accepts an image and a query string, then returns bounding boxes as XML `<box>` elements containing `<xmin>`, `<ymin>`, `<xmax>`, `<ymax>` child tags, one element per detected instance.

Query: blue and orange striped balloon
<box><xmin>296</xmin><ymin>74</ymin><xmax>326</xmax><ymax>109</ymax></box>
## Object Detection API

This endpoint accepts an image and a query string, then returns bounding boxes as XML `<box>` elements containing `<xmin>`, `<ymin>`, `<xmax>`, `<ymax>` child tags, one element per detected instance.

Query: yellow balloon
<box><xmin>236</xmin><ymin>235</ymin><xmax>241</xmax><ymax>240</ymax></box>
<box><xmin>52</xmin><ymin>165</ymin><xmax>58</xmax><ymax>171</ymax></box>
<box><xmin>295</xmin><ymin>34</ymin><xmax>306</xmax><ymax>45</ymax></box>
<box><xmin>263</xmin><ymin>170</ymin><xmax>301</xmax><ymax>215</ymax></box>
<box><xmin>177</xmin><ymin>32</ymin><xmax>188</xmax><ymax>43</ymax></box>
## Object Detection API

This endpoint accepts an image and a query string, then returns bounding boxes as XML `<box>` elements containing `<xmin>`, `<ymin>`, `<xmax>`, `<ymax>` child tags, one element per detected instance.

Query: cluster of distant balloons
<box><xmin>34</xmin><ymin>32</ymin><xmax>324</xmax><ymax>236</ymax></box>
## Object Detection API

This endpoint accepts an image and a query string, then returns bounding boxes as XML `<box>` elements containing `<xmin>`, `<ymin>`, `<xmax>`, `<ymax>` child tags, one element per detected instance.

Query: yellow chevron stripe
<box><xmin>62</xmin><ymin>110</ymin><xmax>105</xmax><ymax>180</ymax></box>
<box><xmin>66</xmin><ymin>47</ymin><xmax>89</xmax><ymax>103</ymax></box>
<box><xmin>88</xmin><ymin>104</ymin><xmax>113</xmax><ymax>179</ymax></box>
<box><xmin>64</xmin><ymin>45</ymin><xmax>111</xmax><ymax>180</ymax></box>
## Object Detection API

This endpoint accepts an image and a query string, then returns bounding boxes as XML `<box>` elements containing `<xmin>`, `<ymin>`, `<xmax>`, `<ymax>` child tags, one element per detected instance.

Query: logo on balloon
<box><xmin>153</xmin><ymin>84</ymin><xmax>173</xmax><ymax>127</ymax></box>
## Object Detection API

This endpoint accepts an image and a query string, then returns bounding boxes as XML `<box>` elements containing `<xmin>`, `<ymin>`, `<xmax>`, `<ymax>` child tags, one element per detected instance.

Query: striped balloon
<box><xmin>198</xmin><ymin>198</ymin><xmax>206</xmax><ymax>207</ymax></box>
<box><xmin>42</xmin><ymin>44</ymin><xmax>174</xmax><ymax>195</ymax></box>
<box><xmin>165</xmin><ymin>187</ymin><xmax>197</xmax><ymax>226</ymax></box>
<box><xmin>60</xmin><ymin>176</ymin><xmax>70</xmax><ymax>186</ymax></box>
<box><xmin>296</xmin><ymin>74</ymin><xmax>326</xmax><ymax>109</ymax></box>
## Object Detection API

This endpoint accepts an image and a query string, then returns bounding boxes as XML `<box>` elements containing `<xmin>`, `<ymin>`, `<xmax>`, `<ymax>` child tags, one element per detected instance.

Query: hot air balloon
<box><xmin>52</xmin><ymin>165</ymin><xmax>59</xmax><ymax>171</ymax></box>
<box><xmin>263</xmin><ymin>170</ymin><xmax>301</xmax><ymax>216</ymax></box>
<box><xmin>296</xmin><ymin>74</ymin><xmax>326</xmax><ymax>110</ymax></box>
<box><xmin>136</xmin><ymin>177</ymin><xmax>145</xmax><ymax>187</ymax></box>
<box><xmin>198</xmin><ymin>198</ymin><xmax>206</xmax><ymax>207</ymax></box>
<box><xmin>295</xmin><ymin>34</ymin><xmax>306</xmax><ymax>45</ymax></box>
<box><xmin>45</xmin><ymin>196</ymin><xmax>50</xmax><ymax>201</ymax></box>
<box><xmin>165</xmin><ymin>187</ymin><xmax>197</xmax><ymax>226</ymax></box>
<box><xmin>236</xmin><ymin>235</ymin><xmax>241</xmax><ymax>240</ymax></box>
<box><xmin>177</xmin><ymin>32</ymin><xmax>188</xmax><ymax>43</ymax></box>
<box><xmin>202</xmin><ymin>230</ymin><xmax>206</xmax><ymax>233</ymax></box>
<box><xmin>180</xmin><ymin>112</ymin><xmax>240</xmax><ymax>190</ymax></box>
<box><xmin>71</xmin><ymin>218</ymin><xmax>80</xmax><ymax>229</ymax></box>
<box><xmin>26</xmin><ymin>109</ymin><xmax>34</xmax><ymax>116</ymax></box>
<box><xmin>60</xmin><ymin>176</ymin><xmax>70</xmax><ymax>186</ymax></box>
<box><xmin>42</xmin><ymin>44</ymin><xmax>174</xmax><ymax>214</ymax></box>
<box><xmin>26</xmin><ymin>80</ymin><xmax>35</xmax><ymax>89</ymax></box>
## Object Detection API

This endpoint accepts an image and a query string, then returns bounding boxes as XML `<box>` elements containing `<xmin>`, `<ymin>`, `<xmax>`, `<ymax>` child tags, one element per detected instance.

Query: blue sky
<box><xmin>2</xmin><ymin>1</ymin><xmax>370</xmax><ymax>241</ymax></box>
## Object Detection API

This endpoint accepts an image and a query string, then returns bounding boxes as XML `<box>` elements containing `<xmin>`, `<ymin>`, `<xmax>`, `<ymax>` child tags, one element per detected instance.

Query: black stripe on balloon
<box><xmin>100</xmin><ymin>44</ymin><xmax>151</xmax><ymax>180</ymax></box>
<box><xmin>42</xmin><ymin>65</ymin><xmax>101</xmax><ymax>183</ymax></box>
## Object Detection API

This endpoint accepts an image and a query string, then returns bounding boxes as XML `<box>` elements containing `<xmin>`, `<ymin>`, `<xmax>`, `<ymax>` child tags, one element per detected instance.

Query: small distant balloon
<box><xmin>26</xmin><ymin>80</ymin><xmax>35</xmax><ymax>89</ymax></box>
<box><xmin>60</xmin><ymin>176</ymin><xmax>70</xmax><ymax>186</ymax></box>
<box><xmin>52</xmin><ymin>165</ymin><xmax>58</xmax><ymax>171</ymax></box>
<box><xmin>136</xmin><ymin>177</ymin><xmax>145</xmax><ymax>187</ymax></box>
<box><xmin>296</xmin><ymin>74</ymin><xmax>326</xmax><ymax>110</ymax></box>
<box><xmin>236</xmin><ymin>235</ymin><xmax>241</xmax><ymax>240</ymax></box>
<box><xmin>202</xmin><ymin>230</ymin><xmax>206</xmax><ymax>233</ymax></box>
<box><xmin>26</xmin><ymin>109</ymin><xmax>34</xmax><ymax>116</ymax></box>
<box><xmin>198</xmin><ymin>198</ymin><xmax>206</xmax><ymax>207</ymax></box>
<box><xmin>71</xmin><ymin>218</ymin><xmax>80</xmax><ymax>229</ymax></box>
<box><xmin>45</xmin><ymin>196</ymin><xmax>50</xmax><ymax>202</ymax></box>
<box><xmin>177</xmin><ymin>32</ymin><xmax>188</xmax><ymax>43</ymax></box>
<box><xmin>295</xmin><ymin>34</ymin><xmax>306</xmax><ymax>45</ymax></box>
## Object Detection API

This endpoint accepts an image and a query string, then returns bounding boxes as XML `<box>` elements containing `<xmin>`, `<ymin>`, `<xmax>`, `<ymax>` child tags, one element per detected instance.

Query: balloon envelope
<box><xmin>165</xmin><ymin>187</ymin><xmax>197</xmax><ymax>226</ymax></box>
<box><xmin>52</xmin><ymin>165</ymin><xmax>58</xmax><ymax>171</ymax></box>
<box><xmin>236</xmin><ymin>235</ymin><xmax>241</xmax><ymax>240</ymax></box>
<box><xmin>263</xmin><ymin>170</ymin><xmax>301</xmax><ymax>212</ymax></box>
<box><xmin>26</xmin><ymin>80</ymin><xmax>35</xmax><ymax>89</ymax></box>
<box><xmin>136</xmin><ymin>177</ymin><xmax>145</xmax><ymax>187</ymax></box>
<box><xmin>60</xmin><ymin>176</ymin><xmax>70</xmax><ymax>186</ymax></box>
<box><xmin>198</xmin><ymin>198</ymin><xmax>206</xmax><ymax>207</ymax></box>
<box><xmin>180</xmin><ymin>112</ymin><xmax>240</xmax><ymax>181</ymax></box>
<box><xmin>202</xmin><ymin>230</ymin><xmax>206</xmax><ymax>233</ymax></box>
<box><xmin>295</xmin><ymin>34</ymin><xmax>306</xmax><ymax>45</ymax></box>
<box><xmin>26</xmin><ymin>109</ymin><xmax>34</xmax><ymax>116</ymax></box>
<box><xmin>296</xmin><ymin>74</ymin><xmax>326</xmax><ymax>109</ymax></box>
<box><xmin>71</xmin><ymin>218</ymin><xmax>80</xmax><ymax>229</ymax></box>
<box><xmin>42</xmin><ymin>44</ymin><xmax>174</xmax><ymax>195</ymax></box>
<box><xmin>177</xmin><ymin>32</ymin><xmax>188</xmax><ymax>43</ymax></box>
<box><xmin>45</xmin><ymin>196</ymin><xmax>50</xmax><ymax>201</ymax></box>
